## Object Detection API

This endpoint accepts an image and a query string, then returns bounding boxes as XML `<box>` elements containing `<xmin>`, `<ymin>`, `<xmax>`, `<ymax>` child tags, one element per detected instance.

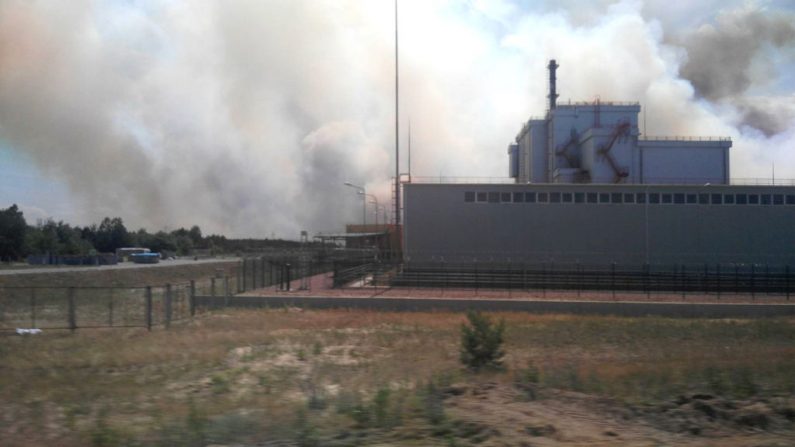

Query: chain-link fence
<box><xmin>0</xmin><ymin>282</ymin><xmax>199</xmax><ymax>332</ymax></box>
<box><xmin>235</xmin><ymin>256</ymin><xmax>336</xmax><ymax>293</ymax></box>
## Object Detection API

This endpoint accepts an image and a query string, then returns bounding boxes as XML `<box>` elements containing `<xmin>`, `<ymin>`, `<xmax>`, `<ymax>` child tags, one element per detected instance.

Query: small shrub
<box><xmin>460</xmin><ymin>311</ymin><xmax>505</xmax><ymax>371</ymax></box>
<box><xmin>206</xmin><ymin>413</ymin><xmax>260</xmax><ymax>444</ymax></box>
<box><xmin>423</xmin><ymin>381</ymin><xmax>446</xmax><ymax>426</ymax></box>
<box><xmin>515</xmin><ymin>361</ymin><xmax>541</xmax><ymax>400</ymax></box>
<box><xmin>294</xmin><ymin>408</ymin><xmax>319</xmax><ymax>447</ymax></box>
<box><xmin>210</xmin><ymin>374</ymin><xmax>230</xmax><ymax>394</ymax></box>
<box><xmin>185</xmin><ymin>400</ymin><xmax>208</xmax><ymax>446</ymax></box>
<box><xmin>90</xmin><ymin>408</ymin><xmax>125</xmax><ymax>447</ymax></box>
<box><xmin>373</xmin><ymin>387</ymin><xmax>391</xmax><ymax>428</ymax></box>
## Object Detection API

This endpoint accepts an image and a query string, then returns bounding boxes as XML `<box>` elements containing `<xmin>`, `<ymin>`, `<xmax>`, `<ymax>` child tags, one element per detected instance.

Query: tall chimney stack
<box><xmin>547</xmin><ymin>59</ymin><xmax>559</xmax><ymax>110</ymax></box>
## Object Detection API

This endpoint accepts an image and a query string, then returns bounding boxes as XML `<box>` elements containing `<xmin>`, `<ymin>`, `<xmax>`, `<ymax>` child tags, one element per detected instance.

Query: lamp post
<box><xmin>359</xmin><ymin>192</ymin><xmax>379</xmax><ymax>228</ymax></box>
<box><xmin>371</xmin><ymin>201</ymin><xmax>386</xmax><ymax>228</ymax></box>
<box><xmin>344</xmin><ymin>182</ymin><xmax>366</xmax><ymax>226</ymax></box>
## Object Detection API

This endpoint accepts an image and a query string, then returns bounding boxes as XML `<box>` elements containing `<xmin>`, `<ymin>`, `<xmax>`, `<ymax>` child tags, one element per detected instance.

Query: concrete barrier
<box><xmin>193</xmin><ymin>295</ymin><xmax>795</xmax><ymax>318</ymax></box>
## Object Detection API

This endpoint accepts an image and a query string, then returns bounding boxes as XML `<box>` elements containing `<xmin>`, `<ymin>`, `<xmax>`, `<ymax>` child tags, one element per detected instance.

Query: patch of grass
<box><xmin>3</xmin><ymin>309</ymin><xmax>795</xmax><ymax>445</ymax></box>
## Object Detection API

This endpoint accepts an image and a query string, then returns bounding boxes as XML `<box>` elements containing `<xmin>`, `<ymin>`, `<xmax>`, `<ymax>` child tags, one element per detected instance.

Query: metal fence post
<box><xmin>107</xmin><ymin>288</ymin><xmax>115</xmax><ymax>327</ymax></box>
<box><xmin>165</xmin><ymin>284</ymin><xmax>172</xmax><ymax>329</ymax></box>
<box><xmin>224</xmin><ymin>276</ymin><xmax>230</xmax><ymax>307</ymax></box>
<box><xmin>541</xmin><ymin>263</ymin><xmax>546</xmax><ymax>298</ymax></box>
<box><xmin>703</xmin><ymin>263</ymin><xmax>708</xmax><ymax>295</ymax></box>
<box><xmin>787</xmin><ymin>265</ymin><xmax>791</xmax><ymax>301</ymax></box>
<box><xmin>765</xmin><ymin>264</ymin><xmax>770</xmax><ymax>296</ymax></box>
<box><xmin>67</xmin><ymin>287</ymin><xmax>76</xmax><ymax>333</ymax></box>
<box><xmin>734</xmin><ymin>264</ymin><xmax>740</xmax><ymax>294</ymax></box>
<box><xmin>30</xmin><ymin>288</ymin><xmax>37</xmax><ymax>329</ymax></box>
<box><xmin>261</xmin><ymin>256</ymin><xmax>266</xmax><ymax>288</ymax></box>
<box><xmin>146</xmin><ymin>286</ymin><xmax>152</xmax><ymax>331</ymax></box>
<box><xmin>611</xmin><ymin>262</ymin><xmax>616</xmax><ymax>300</ymax></box>
<box><xmin>751</xmin><ymin>264</ymin><xmax>756</xmax><ymax>300</ymax></box>
<box><xmin>681</xmin><ymin>264</ymin><xmax>686</xmax><ymax>300</ymax></box>
<box><xmin>251</xmin><ymin>258</ymin><xmax>257</xmax><ymax>289</ymax></box>
<box><xmin>190</xmin><ymin>280</ymin><xmax>196</xmax><ymax>316</ymax></box>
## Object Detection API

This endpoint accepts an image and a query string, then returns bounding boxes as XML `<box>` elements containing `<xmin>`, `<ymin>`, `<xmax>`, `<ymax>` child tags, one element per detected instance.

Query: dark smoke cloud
<box><xmin>680</xmin><ymin>8</ymin><xmax>795</xmax><ymax>100</ymax></box>
<box><xmin>677</xmin><ymin>8</ymin><xmax>795</xmax><ymax>136</ymax></box>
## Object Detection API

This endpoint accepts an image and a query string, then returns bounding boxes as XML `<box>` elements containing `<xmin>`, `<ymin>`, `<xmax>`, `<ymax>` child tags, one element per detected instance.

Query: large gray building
<box><xmin>403</xmin><ymin>61</ymin><xmax>795</xmax><ymax>267</ymax></box>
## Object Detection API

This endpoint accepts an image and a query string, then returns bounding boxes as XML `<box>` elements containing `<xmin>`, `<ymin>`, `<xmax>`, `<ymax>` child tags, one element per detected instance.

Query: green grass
<box><xmin>1</xmin><ymin>310</ymin><xmax>794</xmax><ymax>445</ymax></box>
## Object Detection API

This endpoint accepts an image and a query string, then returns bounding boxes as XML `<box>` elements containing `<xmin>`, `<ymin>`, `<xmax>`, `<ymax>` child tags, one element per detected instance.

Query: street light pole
<box><xmin>344</xmin><ymin>182</ymin><xmax>366</xmax><ymax>226</ymax></box>
<box><xmin>360</xmin><ymin>192</ymin><xmax>379</xmax><ymax>228</ymax></box>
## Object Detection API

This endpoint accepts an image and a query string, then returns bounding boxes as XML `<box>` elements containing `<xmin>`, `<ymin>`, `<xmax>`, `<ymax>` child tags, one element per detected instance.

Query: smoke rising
<box><xmin>677</xmin><ymin>7</ymin><xmax>795</xmax><ymax>136</ymax></box>
<box><xmin>0</xmin><ymin>1</ymin><xmax>793</xmax><ymax>237</ymax></box>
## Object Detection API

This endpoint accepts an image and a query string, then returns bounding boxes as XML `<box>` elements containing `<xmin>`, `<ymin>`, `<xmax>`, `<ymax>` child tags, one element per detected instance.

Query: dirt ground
<box><xmin>2</xmin><ymin>309</ymin><xmax>794</xmax><ymax>446</ymax></box>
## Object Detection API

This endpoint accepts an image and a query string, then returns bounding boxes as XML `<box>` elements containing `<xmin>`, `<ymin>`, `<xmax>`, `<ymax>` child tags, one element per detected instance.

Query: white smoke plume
<box><xmin>0</xmin><ymin>0</ymin><xmax>793</xmax><ymax>237</ymax></box>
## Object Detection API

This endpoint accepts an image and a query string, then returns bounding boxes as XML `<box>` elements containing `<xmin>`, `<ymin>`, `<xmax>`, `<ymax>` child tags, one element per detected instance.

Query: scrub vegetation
<box><xmin>2</xmin><ymin>309</ymin><xmax>795</xmax><ymax>446</ymax></box>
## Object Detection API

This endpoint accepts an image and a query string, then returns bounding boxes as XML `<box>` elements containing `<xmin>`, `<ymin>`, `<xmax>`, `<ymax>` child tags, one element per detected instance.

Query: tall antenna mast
<box><xmin>394</xmin><ymin>0</ymin><xmax>400</xmax><ymax>226</ymax></box>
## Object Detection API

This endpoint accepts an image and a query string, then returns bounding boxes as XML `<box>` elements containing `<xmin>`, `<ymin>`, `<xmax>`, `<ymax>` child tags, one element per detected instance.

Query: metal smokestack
<box><xmin>547</xmin><ymin>59</ymin><xmax>559</xmax><ymax>110</ymax></box>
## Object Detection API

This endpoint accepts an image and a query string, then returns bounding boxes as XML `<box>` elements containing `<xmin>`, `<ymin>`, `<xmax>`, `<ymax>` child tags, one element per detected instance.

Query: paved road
<box><xmin>0</xmin><ymin>258</ymin><xmax>240</xmax><ymax>275</ymax></box>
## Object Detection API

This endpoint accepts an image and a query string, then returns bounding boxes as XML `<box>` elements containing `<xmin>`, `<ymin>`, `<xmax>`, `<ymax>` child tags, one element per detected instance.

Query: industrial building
<box><xmin>403</xmin><ymin>60</ymin><xmax>795</xmax><ymax>267</ymax></box>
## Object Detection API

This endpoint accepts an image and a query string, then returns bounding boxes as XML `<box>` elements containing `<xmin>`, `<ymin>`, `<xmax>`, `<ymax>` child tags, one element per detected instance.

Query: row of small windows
<box><xmin>463</xmin><ymin>191</ymin><xmax>795</xmax><ymax>206</ymax></box>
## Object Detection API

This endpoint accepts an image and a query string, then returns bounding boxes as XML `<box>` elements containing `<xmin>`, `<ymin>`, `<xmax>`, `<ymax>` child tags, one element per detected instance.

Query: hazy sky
<box><xmin>1</xmin><ymin>0</ymin><xmax>794</xmax><ymax>237</ymax></box>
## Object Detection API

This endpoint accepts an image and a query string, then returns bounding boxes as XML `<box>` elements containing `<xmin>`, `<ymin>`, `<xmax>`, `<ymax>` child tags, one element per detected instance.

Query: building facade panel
<box><xmin>404</xmin><ymin>183</ymin><xmax>795</xmax><ymax>266</ymax></box>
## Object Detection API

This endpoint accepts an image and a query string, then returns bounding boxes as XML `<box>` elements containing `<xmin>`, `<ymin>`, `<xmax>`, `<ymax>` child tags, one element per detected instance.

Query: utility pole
<box><xmin>394</xmin><ymin>0</ymin><xmax>400</xmax><ymax>226</ymax></box>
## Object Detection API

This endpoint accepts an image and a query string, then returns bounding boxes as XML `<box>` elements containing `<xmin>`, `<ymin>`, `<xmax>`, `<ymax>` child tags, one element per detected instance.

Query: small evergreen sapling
<box><xmin>460</xmin><ymin>311</ymin><xmax>505</xmax><ymax>370</ymax></box>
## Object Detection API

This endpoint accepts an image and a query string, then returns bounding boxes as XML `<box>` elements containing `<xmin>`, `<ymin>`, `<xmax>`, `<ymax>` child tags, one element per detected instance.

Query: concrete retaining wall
<box><xmin>194</xmin><ymin>295</ymin><xmax>795</xmax><ymax>319</ymax></box>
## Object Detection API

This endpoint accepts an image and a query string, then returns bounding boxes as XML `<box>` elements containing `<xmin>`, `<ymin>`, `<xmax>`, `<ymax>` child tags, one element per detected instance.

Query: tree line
<box><xmin>0</xmin><ymin>204</ymin><xmax>302</xmax><ymax>262</ymax></box>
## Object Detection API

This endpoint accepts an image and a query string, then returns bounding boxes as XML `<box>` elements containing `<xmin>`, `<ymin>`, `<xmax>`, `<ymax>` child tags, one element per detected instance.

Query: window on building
<box><xmin>599</xmin><ymin>193</ymin><xmax>610</xmax><ymax>203</ymax></box>
<box><xmin>736</xmin><ymin>193</ymin><xmax>748</xmax><ymax>205</ymax></box>
<box><xmin>674</xmin><ymin>193</ymin><xmax>685</xmax><ymax>204</ymax></box>
<box><xmin>761</xmin><ymin>194</ymin><xmax>771</xmax><ymax>205</ymax></box>
<box><xmin>538</xmin><ymin>192</ymin><xmax>549</xmax><ymax>203</ymax></box>
<box><xmin>476</xmin><ymin>192</ymin><xmax>487</xmax><ymax>202</ymax></box>
<box><xmin>574</xmin><ymin>192</ymin><xmax>585</xmax><ymax>203</ymax></box>
<box><xmin>488</xmin><ymin>192</ymin><xmax>500</xmax><ymax>203</ymax></box>
<box><xmin>786</xmin><ymin>195</ymin><xmax>795</xmax><ymax>205</ymax></box>
<box><xmin>749</xmin><ymin>194</ymin><xmax>759</xmax><ymax>205</ymax></box>
<box><xmin>464</xmin><ymin>191</ymin><xmax>475</xmax><ymax>202</ymax></box>
<box><xmin>724</xmin><ymin>194</ymin><xmax>735</xmax><ymax>204</ymax></box>
<box><xmin>550</xmin><ymin>192</ymin><xmax>561</xmax><ymax>203</ymax></box>
<box><xmin>587</xmin><ymin>192</ymin><xmax>598</xmax><ymax>203</ymax></box>
<box><xmin>637</xmin><ymin>192</ymin><xmax>647</xmax><ymax>204</ymax></box>
<box><xmin>698</xmin><ymin>193</ymin><xmax>709</xmax><ymax>204</ymax></box>
<box><xmin>562</xmin><ymin>192</ymin><xmax>573</xmax><ymax>203</ymax></box>
<box><xmin>513</xmin><ymin>192</ymin><xmax>524</xmax><ymax>203</ymax></box>
<box><xmin>526</xmin><ymin>192</ymin><xmax>537</xmax><ymax>203</ymax></box>
<box><xmin>773</xmin><ymin>194</ymin><xmax>784</xmax><ymax>205</ymax></box>
<box><xmin>611</xmin><ymin>193</ymin><xmax>623</xmax><ymax>203</ymax></box>
<box><xmin>662</xmin><ymin>193</ymin><xmax>672</xmax><ymax>204</ymax></box>
<box><xmin>711</xmin><ymin>193</ymin><xmax>722</xmax><ymax>205</ymax></box>
<box><xmin>624</xmin><ymin>193</ymin><xmax>635</xmax><ymax>203</ymax></box>
<box><xmin>649</xmin><ymin>193</ymin><xmax>660</xmax><ymax>204</ymax></box>
<box><xmin>686</xmin><ymin>194</ymin><xmax>697</xmax><ymax>204</ymax></box>
<box><xmin>501</xmin><ymin>192</ymin><xmax>512</xmax><ymax>203</ymax></box>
